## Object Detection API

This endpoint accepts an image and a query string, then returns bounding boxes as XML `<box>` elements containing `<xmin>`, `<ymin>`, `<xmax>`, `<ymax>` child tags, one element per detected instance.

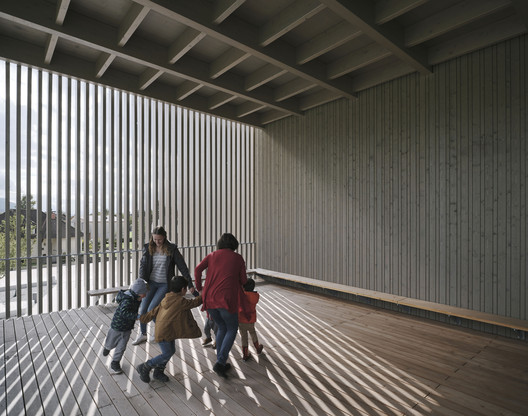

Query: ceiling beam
<box><xmin>259</xmin><ymin>109</ymin><xmax>291</xmax><ymax>125</ymax></box>
<box><xmin>0</xmin><ymin>34</ymin><xmax>263</xmax><ymax>126</ymax></box>
<box><xmin>245</xmin><ymin>64</ymin><xmax>287</xmax><ymax>91</ymax></box>
<box><xmin>319</xmin><ymin>0</ymin><xmax>431</xmax><ymax>74</ymax></box>
<box><xmin>176</xmin><ymin>81</ymin><xmax>203</xmax><ymax>100</ymax></box>
<box><xmin>0</xmin><ymin>0</ymin><xmax>301</xmax><ymax>116</ymax></box>
<box><xmin>259</xmin><ymin>0</ymin><xmax>325</xmax><ymax>46</ymax></box>
<box><xmin>95</xmin><ymin>52</ymin><xmax>115</xmax><ymax>78</ymax></box>
<box><xmin>350</xmin><ymin>60</ymin><xmax>414</xmax><ymax>92</ymax></box>
<box><xmin>296</xmin><ymin>21</ymin><xmax>361</xmax><ymax>64</ymax></box>
<box><xmin>133</xmin><ymin>0</ymin><xmax>358</xmax><ymax>99</ymax></box>
<box><xmin>299</xmin><ymin>89</ymin><xmax>341</xmax><ymax>111</ymax></box>
<box><xmin>139</xmin><ymin>67</ymin><xmax>163</xmax><ymax>90</ymax></box>
<box><xmin>210</xmin><ymin>48</ymin><xmax>250</xmax><ymax>79</ymax></box>
<box><xmin>375</xmin><ymin>0</ymin><xmax>428</xmax><ymax>25</ymax></box>
<box><xmin>118</xmin><ymin>3</ymin><xmax>150</xmax><ymax>47</ymax></box>
<box><xmin>327</xmin><ymin>43</ymin><xmax>392</xmax><ymax>79</ymax></box>
<box><xmin>428</xmin><ymin>15</ymin><xmax>526</xmax><ymax>65</ymax></box>
<box><xmin>55</xmin><ymin>0</ymin><xmax>71</xmax><ymax>25</ymax></box>
<box><xmin>236</xmin><ymin>101</ymin><xmax>266</xmax><ymax>118</ymax></box>
<box><xmin>168</xmin><ymin>28</ymin><xmax>206</xmax><ymax>64</ymax></box>
<box><xmin>209</xmin><ymin>92</ymin><xmax>236</xmax><ymax>109</ymax></box>
<box><xmin>274</xmin><ymin>78</ymin><xmax>316</xmax><ymax>101</ymax></box>
<box><xmin>213</xmin><ymin>0</ymin><xmax>246</xmax><ymax>25</ymax></box>
<box><xmin>44</xmin><ymin>34</ymin><xmax>58</xmax><ymax>64</ymax></box>
<box><xmin>405</xmin><ymin>0</ymin><xmax>511</xmax><ymax>47</ymax></box>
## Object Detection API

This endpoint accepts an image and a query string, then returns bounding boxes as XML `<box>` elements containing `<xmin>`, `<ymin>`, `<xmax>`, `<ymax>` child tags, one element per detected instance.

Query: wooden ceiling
<box><xmin>1</xmin><ymin>0</ymin><xmax>527</xmax><ymax>127</ymax></box>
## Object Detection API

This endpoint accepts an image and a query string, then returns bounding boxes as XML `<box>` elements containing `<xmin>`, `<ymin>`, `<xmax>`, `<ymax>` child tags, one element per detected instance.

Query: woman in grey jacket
<box><xmin>132</xmin><ymin>226</ymin><xmax>196</xmax><ymax>345</ymax></box>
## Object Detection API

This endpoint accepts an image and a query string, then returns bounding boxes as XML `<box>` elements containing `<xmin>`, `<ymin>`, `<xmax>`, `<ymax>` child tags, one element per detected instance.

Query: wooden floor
<box><xmin>1</xmin><ymin>280</ymin><xmax>527</xmax><ymax>416</ymax></box>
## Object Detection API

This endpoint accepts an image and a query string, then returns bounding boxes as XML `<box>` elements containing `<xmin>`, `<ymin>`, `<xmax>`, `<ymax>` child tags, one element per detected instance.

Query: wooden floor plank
<box><xmin>0</xmin><ymin>319</ymin><xmax>5</xmax><ymax>415</ymax></box>
<box><xmin>32</xmin><ymin>313</ymin><xmax>80</xmax><ymax>414</ymax></box>
<box><xmin>39</xmin><ymin>312</ymin><xmax>90</xmax><ymax>415</ymax></box>
<box><xmin>14</xmin><ymin>316</ymin><xmax>44</xmax><ymax>415</ymax></box>
<box><xmin>81</xmin><ymin>303</ymin><xmax>279</xmax><ymax>416</ymax></box>
<box><xmin>3</xmin><ymin>319</ymin><xmax>25</xmax><ymax>416</ymax></box>
<box><xmin>23</xmin><ymin>316</ymin><xmax>63</xmax><ymax>413</ymax></box>
<box><xmin>76</xmin><ymin>306</ymin><xmax>208</xmax><ymax>416</ymax></box>
<box><xmin>1</xmin><ymin>282</ymin><xmax>527</xmax><ymax>415</ymax></box>
<box><xmin>69</xmin><ymin>307</ymin><xmax>154</xmax><ymax>416</ymax></box>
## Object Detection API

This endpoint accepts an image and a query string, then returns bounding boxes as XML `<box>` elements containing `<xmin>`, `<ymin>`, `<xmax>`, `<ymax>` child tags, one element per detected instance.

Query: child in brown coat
<box><xmin>136</xmin><ymin>276</ymin><xmax>202</xmax><ymax>382</ymax></box>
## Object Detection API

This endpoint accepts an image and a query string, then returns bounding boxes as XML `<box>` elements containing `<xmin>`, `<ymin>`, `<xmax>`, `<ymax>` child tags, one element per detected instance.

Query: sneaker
<box><xmin>137</xmin><ymin>363</ymin><xmax>151</xmax><ymax>383</ymax></box>
<box><xmin>102</xmin><ymin>348</ymin><xmax>110</xmax><ymax>357</ymax></box>
<box><xmin>213</xmin><ymin>362</ymin><xmax>228</xmax><ymax>378</ymax></box>
<box><xmin>132</xmin><ymin>333</ymin><xmax>147</xmax><ymax>345</ymax></box>
<box><xmin>110</xmin><ymin>361</ymin><xmax>122</xmax><ymax>374</ymax></box>
<box><xmin>153</xmin><ymin>368</ymin><xmax>169</xmax><ymax>382</ymax></box>
<box><xmin>202</xmin><ymin>337</ymin><xmax>212</xmax><ymax>346</ymax></box>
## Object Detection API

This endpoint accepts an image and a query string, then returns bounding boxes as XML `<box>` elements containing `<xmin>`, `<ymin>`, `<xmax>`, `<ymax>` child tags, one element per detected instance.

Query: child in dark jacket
<box><xmin>136</xmin><ymin>276</ymin><xmax>202</xmax><ymax>383</ymax></box>
<box><xmin>103</xmin><ymin>278</ymin><xmax>148</xmax><ymax>374</ymax></box>
<box><xmin>238</xmin><ymin>278</ymin><xmax>264</xmax><ymax>361</ymax></box>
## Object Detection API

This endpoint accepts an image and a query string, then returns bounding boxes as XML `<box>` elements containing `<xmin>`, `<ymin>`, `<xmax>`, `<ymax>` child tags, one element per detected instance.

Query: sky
<box><xmin>1</xmin><ymin>60</ymin><xmax>99</xmax><ymax>216</ymax></box>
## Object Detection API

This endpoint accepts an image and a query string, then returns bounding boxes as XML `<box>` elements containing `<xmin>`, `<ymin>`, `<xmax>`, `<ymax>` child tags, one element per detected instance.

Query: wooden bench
<box><xmin>249</xmin><ymin>268</ymin><xmax>528</xmax><ymax>335</ymax></box>
<box><xmin>87</xmin><ymin>286</ymin><xmax>129</xmax><ymax>304</ymax></box>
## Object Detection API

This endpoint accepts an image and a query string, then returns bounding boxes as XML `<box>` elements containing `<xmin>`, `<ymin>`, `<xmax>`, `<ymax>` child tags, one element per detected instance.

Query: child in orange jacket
<box><xmin>238</xmin><ymin>278</ymin><xmax>264</xmax><ymax>361</ymax></box>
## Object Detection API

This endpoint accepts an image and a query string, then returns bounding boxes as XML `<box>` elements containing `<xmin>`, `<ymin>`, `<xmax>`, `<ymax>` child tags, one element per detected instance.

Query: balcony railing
<box><xmin>0</xmin><ymin>242</ymin><xmax>255</xmax><ymax>319</ymax></box>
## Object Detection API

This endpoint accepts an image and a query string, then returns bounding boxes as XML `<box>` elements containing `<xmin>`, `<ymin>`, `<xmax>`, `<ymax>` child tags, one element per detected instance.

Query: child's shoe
<box><xmin>254</xmin><ymin>341</ymin><xmax>264</xmax><ymax>354</ymax></box>
<box><xmin>110</xmin><ymin>360</ymin><xmax>122</xmax><ymax>374</ymax></box>
<box><xmin>242</xmin><ymin>346</ymin><xmax>251</xmax><ymax>361</ymax></box>
<box><xmin>153</xmin><ymin>367</ymin><xmax>169</xmax><ymax>382</ymax></box>
<box><xmin>137</xmin><ymin>362</ymin><xmax>152</xmax><ymax>383</ymax></box>
<box><xmin>132</xmin><ymin>333</ymin><xmax>147</xmax><ymax>345</ymax></box>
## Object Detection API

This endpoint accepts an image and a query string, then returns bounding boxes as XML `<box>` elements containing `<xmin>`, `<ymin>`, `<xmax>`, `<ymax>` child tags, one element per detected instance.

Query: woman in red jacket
<box><xmin>195</xmin><ymin>233</ymin><xmax>247</xmax><ymax>378</ymax></box>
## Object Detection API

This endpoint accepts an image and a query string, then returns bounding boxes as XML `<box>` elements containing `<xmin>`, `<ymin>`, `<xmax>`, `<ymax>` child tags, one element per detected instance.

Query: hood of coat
<box><xmin>116</xmin><ymin>290</ymin><xmax>136</xmax><ymax>302</ymax></box>
<box><xmin>160</xmin><ymin>291</ymin><xmax>182</xmax><ymax>308</ymax></box>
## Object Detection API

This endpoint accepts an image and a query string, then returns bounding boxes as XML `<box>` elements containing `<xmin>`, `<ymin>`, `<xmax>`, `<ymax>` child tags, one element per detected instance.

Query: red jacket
<box><xmin>239</xmin><ymin>290</ymin><xmax>259</xmax><ymax>324</ymax></box>
<box><xmin>194</xmin><ymin>249</ymin><xmax>247</xmax><ymax>314</ymax></box>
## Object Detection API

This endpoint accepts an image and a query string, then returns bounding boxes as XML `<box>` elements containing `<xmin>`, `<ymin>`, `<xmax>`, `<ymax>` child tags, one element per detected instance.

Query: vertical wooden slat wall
<box><xmin>256</xmin><ymin>35</ymin><xmax>528</xmax><ymax>327</ymax></box>
<box><xmin>0</xmin><ymin>61</ymin><xmax>255</xmax><ymax>318</ymax></box>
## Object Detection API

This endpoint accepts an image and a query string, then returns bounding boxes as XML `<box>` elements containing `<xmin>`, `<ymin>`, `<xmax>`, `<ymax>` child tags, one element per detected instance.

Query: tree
<box><xmin>19</xmin><ymin>194</ymin><xmax>36</xmax><ymax>212</ymax></box>
<box><xmin>0</xmin><ymin>194</ymin><xmax>35</xmax><ymax>278</ymax></box>
<box><xmin>0</xmin><ymin>215</ymin><xmax>28</xmax><ymax>278</ymax></box>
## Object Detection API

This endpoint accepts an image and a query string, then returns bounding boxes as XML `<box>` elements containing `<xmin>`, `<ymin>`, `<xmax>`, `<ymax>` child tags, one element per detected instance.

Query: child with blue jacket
<box><xmin>103</xmin><ymin>278</ymin><xmax>148</xmax><ymax>374</ymax></box>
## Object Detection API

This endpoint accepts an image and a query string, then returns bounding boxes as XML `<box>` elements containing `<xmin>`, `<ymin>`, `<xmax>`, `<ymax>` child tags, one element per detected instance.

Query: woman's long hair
<box><xmin>148</xmin><ymin>226</ymin><xmax>170</xmax><ymax>255</ymax></box>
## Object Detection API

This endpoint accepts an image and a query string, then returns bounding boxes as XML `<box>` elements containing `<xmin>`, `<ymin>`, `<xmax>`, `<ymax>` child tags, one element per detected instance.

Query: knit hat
<box><xmin>130</xmin><ymin>278</ymin><xmax>147</xmax><ymax>295</ymax></box>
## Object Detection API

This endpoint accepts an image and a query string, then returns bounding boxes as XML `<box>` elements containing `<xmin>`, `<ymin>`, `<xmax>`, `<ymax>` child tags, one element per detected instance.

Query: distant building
<box><xmin>70</xmin><ymin>213</ymin><xmax>122</xmax><ymax>241</ymax></box>
<box><xmin>0</xmin><ymin>209</ymin><xmax>83</xmax><ymax>257</ymax></box>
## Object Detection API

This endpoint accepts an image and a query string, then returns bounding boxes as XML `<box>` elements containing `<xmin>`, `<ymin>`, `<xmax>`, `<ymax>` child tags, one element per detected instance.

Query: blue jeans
<box><xmin>204</xmin><ymin>316</ymin><xmax>218</xmax><ymax>338</ymax></box>
<box><xmin>138</xmin><ymin>281</ymin><xmax>168</xmax><ymax>334</ymax></box>
<box><xmin>147</xmin><ymin>340</ymin><xmax>175</xmax><ymax>369</ymax></box>
<box><xmin>207</xmin><ymin>308</ymin><xmax>238</xmax><ymax>365</ymax></box>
